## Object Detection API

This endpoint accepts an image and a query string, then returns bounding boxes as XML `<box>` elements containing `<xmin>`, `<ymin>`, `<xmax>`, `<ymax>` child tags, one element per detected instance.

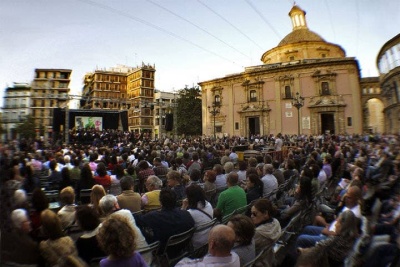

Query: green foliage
<box><xmin>176</xmin><ymin>86</ymin><xmax>202</xmax><ymax>136</ymax></box>
<box><xmin>15</xmin><ymin>115</ymin><xmax>37</xmax><ymax>140</ymax></box>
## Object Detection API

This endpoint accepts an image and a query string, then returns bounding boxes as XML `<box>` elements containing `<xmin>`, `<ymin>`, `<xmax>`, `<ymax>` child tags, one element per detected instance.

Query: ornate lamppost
<box><xmin>208</xmin><ymin>101</ymin><xmax>220</xmax><ymax>139</ymax></box>
<box><xmin>291</xmin><ymin>92</ymin><xmax>304</xmax><ymax>136</ymax></box>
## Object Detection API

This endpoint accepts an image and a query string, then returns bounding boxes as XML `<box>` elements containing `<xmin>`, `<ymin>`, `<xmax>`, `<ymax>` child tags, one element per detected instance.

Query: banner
<box><xmin>75</xmin><ymin>116</ymin><xmax>103</xmax><ymax>131</ymax></box>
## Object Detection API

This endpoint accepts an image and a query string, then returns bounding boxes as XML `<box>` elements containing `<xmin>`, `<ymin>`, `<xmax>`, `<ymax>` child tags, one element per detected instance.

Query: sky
<box><xmin>1</xmin><ymin>0</ymin><xmax>399</xmax><ymax>107</ymax></box>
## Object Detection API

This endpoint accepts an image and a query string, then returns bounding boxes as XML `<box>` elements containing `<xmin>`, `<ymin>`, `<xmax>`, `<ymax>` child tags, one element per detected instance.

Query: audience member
<box><xmin>97</xmin><ymin>215</ymin><xmax>147</xmax><ymax>267</ymax></box>
<box><xmin>167</xmin><ymin>170</ymin><xmax>186</xmax><ymax>201</ymax></box>
<box><xmin>90</xmin><ymin>185</ymin><xmax>107</xmax><ymax>217</ymax></box>
<box><xmin>182</xmin><ymin>184</ymin><xmax>214</xmax><ymax>249</ymax></box>
<box><xmin>227</xmin><ymin>214</ymin><xmax>256</xmax><ymax>266</ymax></box>
<box><xmin>116</xmin><ymin>176</ymin><xmax>141</xmax><ymax>213</ymax></box>
<box><xmin>94</xmin><ymin>162</ymin><xmax>111</xmax><ymax>191</ymax></box>
<box><xmin>246</xmin><ymin>173</ymin><xmax>264</xmax><ymax>204</ymax></box>
<box><xmin>215</xmin><ymin>172</ymin><xmax>247</xmax><ymax>218</ymax></box>
<box><xmin>58</xmin><ymin>186</ymin><xmax>77</xmax><ymax>228</ymax></box>
<box><xmin>39</xmin><ymin>209</ymin><xmax>80</xmax><ymax>266</ymax></box>
<box><xmin>251</xmin><ymin>199</ymin><xmax>281</xmax><ymax>267</ymax></box>
<box><xmin>75</xmin><ymin>205</ymin><xmax>106</xmax><ymax>264</ymax></box>
<box><xmin>135</xmin><ymin>188</ymin><xmax>195</xmax><ymax>253</ymax></box>
<box><xmin>141</xmin><ymin>175</ymin><xmax>163</xmax><ymax>211</ymax></box>
<box><xmin>1</xmin><ymin>209</ymin><xmax>40</xmax><ymax>265</ymax></box>
<box><xmin>176</xmin><ymin>224</ymin><xmax>240</xmax><ymax>267</ymax></box>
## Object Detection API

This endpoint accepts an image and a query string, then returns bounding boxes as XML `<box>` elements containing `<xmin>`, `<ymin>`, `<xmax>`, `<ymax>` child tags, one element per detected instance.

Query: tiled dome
<box><xmin>278</xmin><ymin>28</ymin><xmax>326</xmax><ymax>46</ymax></box>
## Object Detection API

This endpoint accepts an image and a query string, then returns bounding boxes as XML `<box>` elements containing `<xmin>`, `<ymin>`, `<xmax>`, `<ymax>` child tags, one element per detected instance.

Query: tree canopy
<box><xmin>15</xmin><ymin>115</ymin><xmax>37</xmax><ymax>140</ymax></box>
<box><xmin>176</xmin><ymin>86</ymin><xmax>202</xmax><ymax>136</ymax></box>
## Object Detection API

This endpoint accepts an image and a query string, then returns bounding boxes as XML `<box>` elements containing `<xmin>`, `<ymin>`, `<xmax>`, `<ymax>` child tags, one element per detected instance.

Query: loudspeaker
<box><xmin>165</xmin><ymin>113</ymin><xmax>173</xmax><ymax>131</ymax></box>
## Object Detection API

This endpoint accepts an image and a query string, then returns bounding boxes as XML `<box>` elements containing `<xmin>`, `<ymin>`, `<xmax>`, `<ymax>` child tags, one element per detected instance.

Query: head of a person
<box><xmin>208</xmin><ymin>225</ymin><xmax>236</xmax><ymax>257</ymax></box>
<box><xmin>263</xmin><ymin>164</ymin><xmax>274</xmax><ymax>175</ymax></box>
<box><xmin>145</xmin><ymin>175</ymin><xmax>163</xmax><ymax>191</ymax></box>
<box><xmin>99</xmin><ymin>194</ymin><xmax>119</xmax><ymax>215</ymax></box>
<box><xmin>60</xmin><ymin>186</ymin><xmax>75</xmax><ymax>205</ymax></box>
<box><xmin>204</xmin><ymin>170</ymin><xmax>217</xmax><ymax>183</ymax></box>
<box><xmin>224</xmin><ymin>162</ymin><xmax>234</xmax><ymax>174</ymax></box>
<box><xmin>213</xmin><ymin>164</ymin><xmax>223</xmax><ymax>175</ymax></box>
<box><xmin>226</xmin><ymin>172</ymin><xmax>239</xmax><ymax>187</ymax></box>
<box><xmin>238</xmin><ymin>161</ymin><xmax>247</xmax><ymax>171</ymax></box>
<box><xmin>227</xmin><ymin>214</ymin><xmax>255</xmax><ymax>246</ymax></box>
<box><xmin>73</xmin><ymin>158</ymin><xmax>81</xmax><ymax>168</ymax></box>
<box><xmin>335</xmin><ymin>210</ymin><xmax>359</xmax><ymax>239</ymax></box>
<box><xmin>138</xmin><ymin>160</ymin><xmax>150</xmax><ymax>170</ymax></box>
<box><xmin>272</xmin><ymin>160</ymin><xmax>280</xmax><ymax>170</ymax></box>
<box><xmin>299</xmin><ymin>176</ymin><xmax>313</xmax><ymax>202</ymax></box>
<box><xmin>41</xmin><ymin>209</ymin><xmax>64</xmax><ymax>240</ymax></box>
<box><xmin>251</xmin><ymin>198</ymin><xmax>278</xmax><ymax>225</ymax></box>
<box><xmin>246</xmin><ymin>173</ymin><xmax>261</xmax><ymax>189</ymax></box>
<box><xmin>344</xmin><ymin>186</ymin><xmax>362</xmax><ymax>208</ymax></box>
<box><xmin>192</xmin><ymin>153</ymin><xmax>199</xmax><ymax>161</ymax></box>
<box><xmin>159</xmin><ymin>188</ymin><xmax>177</xmax><ymax>210</ymax></box>
<box><xmin>167</xmin><ymin>170</ymin><xmax>181</xmax><ymax>187</ymax></box>
<box><xmin>64</xmin><ymin>155</ymin><xmax>71</xmax><ymax>164</ymax></box>
<box><xmin>96</xmin><ymin>162</ymin><xmax>107</xmax><ymax>177</ymax></box>
<box><xmin>75</xmin><ymin>205</ymin><xmax>100</xmax><ymax>231</ymax></box>
<box><xmin>90</xmin><ymin>184</ymin><xmax>106</xmax><ymax>206</ymax></box>
<box><xmin>113</xmin><ymin>165</ymin><xmax>125</xmax><ymax>179</ymax></box>
<box><xmin>186</xmin><ymin>184</ymin><xmax>206</xmax><ymax>209</ymax></box>
<box><xmin>120</xmin><ymin>176</ymin><xmax>135</xmax><ymax>191</ymax></box>
<box><xmin>285</xmin><ymin>159</ymin><xmax>295</xmax><ymax>170</ymax></box>
<box><xmin>97</xmin><ymin>215</ymin><xmax>137</xmax><ymax>259</ymax></box>
<box><xmin>296</xmin><ymin>246</ymin><xmax>329</xmax><ymax>267</ymax></box>
<box><xmin>31</xmin><ymin>188</ymin><xmax>49</xmax><ymax>212</ymax></box>
<box><xmin>126</xmin><ymin>165</ymin><xmax>135</xmax><ymax>176</ymax></box>
<box><xmin>81</xmin><ymin>163</ymin><xmax>93</xmax><ymax>180</ymax></box>
<box><xmin>264</xmin><ymin>154</ymin><xmax>273</xmax><ymax>164</ymax></box>
<box><xmin>190</xmin><ymin>169</ymin><xmax>202</xmax><ymax>182</ymax></box>
<box><xmin>11</xmin><ymin>208</ymin><xmax>31</xmax><ymax>233</ymax></box>
<box><xmin>14</xmin><ymin>189</ymin><xmax>27</xmax><ymax>207</ymax></box>
<box><xmin>49</xmin><ymin>159</ymin><xmax>57</xmax><ymax>171</ymax></box>
<box><xmin>153</xmin><ymin>157</ymin><xmax>162</xmax><ymax>167</ymax></box>
<box><xmin>248</xmin><ymin>157</ymin><xmax>258</xmax><ymax>168</ymax></box>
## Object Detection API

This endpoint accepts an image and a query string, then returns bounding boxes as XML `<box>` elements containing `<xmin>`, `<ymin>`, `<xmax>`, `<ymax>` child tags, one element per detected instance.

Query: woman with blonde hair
<box><xmin>39</xmin><ymin>209</ymin><xmax>80</xmax><ymax>266</ymax></box>
<box><xmin>97</xmin><ymin>215</ymin><xmax>147</xmax><ymax>267</ymax></box>
<box><xmin>90</xmin><ymin>185</ymin><xmax>106</xmax><ymax>217</ymax></box>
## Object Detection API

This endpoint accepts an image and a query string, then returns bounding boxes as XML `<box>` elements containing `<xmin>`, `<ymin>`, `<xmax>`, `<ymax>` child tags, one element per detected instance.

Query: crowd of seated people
<box><xmin>1</xmin><ymin>132</ymin><xmax>400</xmax><ymax>266</ymax></box>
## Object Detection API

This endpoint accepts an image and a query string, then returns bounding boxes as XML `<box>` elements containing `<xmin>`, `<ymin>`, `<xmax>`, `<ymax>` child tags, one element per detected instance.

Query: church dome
<box><xmin>260</xmin><ymin>5</ymin><xmax>345</xmax><ymax>64</ymax></box>
<box><xmin>278</xmin><ymin>28</ymin><xmax>326</xmax><ymax>46</ymax></box>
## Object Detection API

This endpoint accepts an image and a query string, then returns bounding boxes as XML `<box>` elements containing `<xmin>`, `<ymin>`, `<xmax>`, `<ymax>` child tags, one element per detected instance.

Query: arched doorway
<box><xmin>366</xmin><ymin>98</ymin><xmax>384</xmax><ymax>133</ymax></box>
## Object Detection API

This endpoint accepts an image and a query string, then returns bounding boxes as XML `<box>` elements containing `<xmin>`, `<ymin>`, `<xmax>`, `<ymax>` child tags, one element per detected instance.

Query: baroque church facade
<box><xmin>199</xmin><ymin>5</ymin><xmax>363</xmax><ymax>137</ymax></box>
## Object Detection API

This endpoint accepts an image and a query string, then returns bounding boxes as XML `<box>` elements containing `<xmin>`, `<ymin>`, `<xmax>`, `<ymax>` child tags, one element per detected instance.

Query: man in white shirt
<box><xmin>176</xmin><ymin>224</ymin><xmax>240</xmax><ymax>267</ymax></box>
<box><xmin>275</xmin><ymin>133</ymin><xmax>283</xmax><ymax>151</ymax></box>
<box><xmin>296</xmin><ymin>185</ymin><xmax>362</xmax><ymax>248</ymax></box>
<box><xmin>261</xmin><ymin>164</ymin><xmax>278</xmax><ymax>198</ymax></box>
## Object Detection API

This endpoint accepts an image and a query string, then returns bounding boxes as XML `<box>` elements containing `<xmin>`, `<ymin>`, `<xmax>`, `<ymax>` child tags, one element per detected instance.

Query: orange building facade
<box><xmin>199</xmin><ymin>5</ymin><xmax>363</xmax><ymax>137</ymax></box>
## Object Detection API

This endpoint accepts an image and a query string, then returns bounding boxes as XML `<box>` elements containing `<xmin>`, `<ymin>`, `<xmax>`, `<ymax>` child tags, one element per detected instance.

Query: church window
<box><xmin>321</xmin><ymin>82</ymin><xmax>330</xmax><ymax>95</ymax></box>
<box><xmin>249</xmin><ymin>90</ymin><xmax>257</xmax><ymax>102</ymax></box>
<box><xmin>284</xmin><ymin>86</ymin><xmax>292</xmax><ymax>99</ymax></box>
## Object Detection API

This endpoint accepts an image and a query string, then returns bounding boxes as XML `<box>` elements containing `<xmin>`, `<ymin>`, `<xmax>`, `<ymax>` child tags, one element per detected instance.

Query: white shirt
<box><xmin>329</xmin><ymin>204</ymin><xmax>361</xmax><ymax>232</ymax></box>
<box><xmin>176</xmin><ymin>252</ymin><xmax>240</xmax><ymax>267</ymax></box>
<box><xmin>188</xmin><ymin>201</ymin><xmax>214</xmax><ymax>249</ymax></box>
<box><xmin>215</xmin><ymin>174</ymin><xmax>227</xmax><ymax>189</ymax></box>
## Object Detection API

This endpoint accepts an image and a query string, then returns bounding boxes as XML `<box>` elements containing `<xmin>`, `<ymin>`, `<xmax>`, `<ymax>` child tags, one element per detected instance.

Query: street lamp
<box><xmin>208</xmin><ymin>101</ymin><xmax>220</xmax><ymax>139</ymax></box>
<box><xmin>291</xmin><ymin>92</ymin><xmax>304</xmax><ymax>136</ymax></box>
